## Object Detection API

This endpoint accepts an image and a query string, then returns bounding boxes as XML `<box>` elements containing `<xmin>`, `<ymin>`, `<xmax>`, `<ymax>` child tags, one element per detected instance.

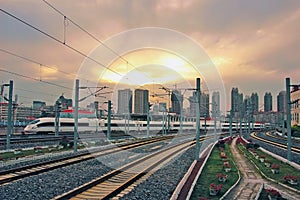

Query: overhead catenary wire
<box><xmin>0</xmin><ymin>67</ymin><xmax>72</xmax><ymax>90</ymax></box>
<box><xmin>0</xmin><ymin>8</ymin><xmax>122</xmax><ymax>78</ymax></box>
<box><xmin>41</xmin><ymin>0</ymin><xmax>153</xmax><ymax>91</ymax></box>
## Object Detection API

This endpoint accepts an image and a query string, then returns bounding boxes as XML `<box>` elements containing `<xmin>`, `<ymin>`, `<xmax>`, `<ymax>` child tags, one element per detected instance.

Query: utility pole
<box><xmin>107</xmin><ymin>100</ymin><xmax>111</xmax><ymax>140</ymax></box>
<box><xmin>229</xmin><ymin>109</ymin><xmax>233</xmax><ymax>137</ymax></box>
<box><xmin>286</xmin><ymin>78</ymin><xmax>292</xmax><ymax>161</ymax></box>
<box><xmin>204</xmin><ymin>114</ymin><xmax>207</xmax><ymax>134</ymax></box>
<box><xmin>282</xmin><ymin>111</ymin><xmax>285</xmax><ymax>136</ymax></box>
<box><xmin>195</xmin><ymin>78</ymin><xmax>201</xmax><ymax>161</ymax></box>
<box><xmin>213</xmin><ymin>101</ymin><xmax>217</xmax><ymax>139</ymax></box>
<box><xmin>147</xmin><ymin>102</ymin><xmax>151</xmax><ymax>138</ymax></box>
<box><xmin>74</xmin><ymin>79</ymin><xmax>79</xmax><ymax>153</ymax></box>
<box><xmin>247</xmin><ymin>103</ymin><xmax>251</xmax><ymax>139</ymax></box>
<box><xmin>55</xmin><ymin>100</ymin><xmax>61</xmax><ymax>137</ymax></box>
<box><xmin>6</xmin><ymin>80</ymin><xmax>13</xmax><ymax>150</ymax></box>
<box><xmin>239</xmin><ymin>104</ymin><xmax>242</xmax><ymax>137</ymax></box>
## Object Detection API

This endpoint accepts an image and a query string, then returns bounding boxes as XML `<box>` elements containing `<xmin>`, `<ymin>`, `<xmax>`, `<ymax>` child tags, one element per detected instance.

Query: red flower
<box><xmin>223</xmin><ymin>162</ymin><xmax>230</xmax><ymax>168</ymax></box>
<box><xmin>284</xmin><ymin>175</ymin><xmax>297</xmax><ymax>181</ymax></box>
<box><xmin>271</xmin><ymin>164</ymin><xmax>280</xmax><ymax>169</ymax></box>
<box><xmin>209</xmin><ymin>183</ymin><xmax>223</xmax><ymax>191</ymax></box>
<box><xmin>266</xmin><ymin>188</ymin><xmax>281</xmax><ymax>197</ymax></box>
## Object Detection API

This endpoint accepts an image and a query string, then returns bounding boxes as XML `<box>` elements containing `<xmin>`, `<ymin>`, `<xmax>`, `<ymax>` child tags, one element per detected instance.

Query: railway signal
<box><xmin>1</xmin><ymin>80</ymin><xmax>13</xmax><ymax>150</ymax></box>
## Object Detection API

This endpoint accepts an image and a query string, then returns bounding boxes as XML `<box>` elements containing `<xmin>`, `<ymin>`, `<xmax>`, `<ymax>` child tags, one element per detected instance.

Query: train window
<box><xmin>37</xmin><ymin>122</ymin><xmax>54</xmax><ymax>127</ymax></box>
<box><xmin>28</xmin><ymin>119</ymin><xmax>40</xmax><ymax>125</ymax></box>
<box><xmin>61</xmin><ymin>122</ymin><xmax>74</xmax><ymax>127</ymax></box>
<box><xmin>78</xmin><ymin>123</ymin><xmax>89</xmax><ymax>126</ymax></box>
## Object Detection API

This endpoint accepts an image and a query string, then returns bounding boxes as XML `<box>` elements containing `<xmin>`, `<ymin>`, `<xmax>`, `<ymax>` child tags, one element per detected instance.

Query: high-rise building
<box><xmin>188</xmin><ymin>91</ymin><xmax>209</xmax><ymax>117</ymax></box>
<box><xmin>277</xmin><ymin>91</ymin><xmax>286</xmax><ymax>113</ymax></box>
<box><xmin>117</xmin><ymin>89</ymin><xmax>132</xmax><ymax>114</ymax></box>
<box><xmin>212</xmin><ymin>91</ymin><xmax>220</xmax><ymax>118</ymax></box>
<box><xmin>231</xmin><ymin>87</ymin><xmax>243</xmax><ymax>112</ymax></box>
<box><xmin>250</xmin><ymin>92</ymin><xmax>259</xmax><ymax>113</ymax></box>
<box><xmin>291</xmin><ymin>86</ymin><xmax>300</xmax><ymax>125</ymax></box>
<box><xmin>264</xmin><ymin>92</ymin><xmax>272</xmax><ymax>112</ymax></box>
<box><xmin>134</xmin><ymin>89</ymin><xmax>149</xmax><ymax>114</ymax></box>
<box><xmin>201</xmin><ymin>92</ymin><xmax>209</xmax><ymax>118</ymax></box>
<box><xmin>171</xmin><ymin>90</ymin><xmax>183</xmax><ymax>114</ymax></box>
<box><xmin>188</xmin><ymin>92</ymin><xmax>197</xmax><ymax>117</ymax></box>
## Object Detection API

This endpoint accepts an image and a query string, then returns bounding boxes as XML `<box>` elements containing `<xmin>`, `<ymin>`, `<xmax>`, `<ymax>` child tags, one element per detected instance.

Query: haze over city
<box><xmin>1</xmin><ymin>0</ymin><xmax>300</xmax><ymax>112</ymax></box>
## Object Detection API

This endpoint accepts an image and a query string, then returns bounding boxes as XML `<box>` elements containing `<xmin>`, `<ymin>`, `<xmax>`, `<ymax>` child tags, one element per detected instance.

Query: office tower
<box><xmin>134</xmin><ymin>89</ymin><xmax>149</xmax><ymax>114</ymax></box>
<box><xmin>117</xmin><ymin>89</ymin><xmax>132</xmax><ymax>114</ymax></box>
<box><xmin>251</xmin><ymin>92</ymin><xmax>259</xmax><ymax>113</ymax></box>
<box><xmin>188</xmin><ymin>92</ymin><xmax>197</xmax><ymax>117</ymax></box>
<box><xmin>212</xmin><ymin>91</ymin><xmax>220</xmax><ymax>118</ymax></box>
<box><xmin>231</xmin><ymin>87</ymin><xmax>243</xmax><ymax>112</ymax></box>
<box><xmin>264</xmin><ymin>92</ymin><xmax>272</xmax><ymax>112</ymax></box>
<box><xmin>277</xmin><ymin>91</ymin><xmax>286</xmax><ymax>113</ymax></box>
<box><xmin>171</xmin><ymin>90</ymin><xmax>183</xmax><ymax>114</ymax></box>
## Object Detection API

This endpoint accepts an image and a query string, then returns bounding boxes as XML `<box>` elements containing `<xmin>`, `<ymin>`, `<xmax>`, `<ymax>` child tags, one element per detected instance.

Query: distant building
<box><xmin>117</xmin><ymin>89</ymin><xmax>132</xmax><ymax>114</ymax></box>
<box><xmin>171</xmin><ymin>90</ymin><xmax>183</xmax><ymax>114</ymax></box>
<box><xmin>212</xmin><ymin>91</ymin><xmax>220</xmax><ymax>118</ymax></box>
<box><xmin>277</xmin><ymin>91</ymin><xmax>286</xmax><ymax>113</ymax></box>
<box><xmin>188</xmin><ymin>91</ymin><xmax>209</xmax><ymax>118</ymax></box>
<box><xmin>291</xmin><ymin>86</ymin><xmax>300</xmax><ymax>125</ymax></box>
<box><xmin>264</xmin><ymin>92</ymin><xmax>273</xmax><ymax>112</ymax></box>
<box><xmin>251</xmin><ymin>92</ymin><xmax>259</xmax><ymax>113</ymax></box>
<box><xmin>200</xmin><ymin>92</ymin><xmax>209</xmax><ymax>118</ymax></box>
<box><xmin>188</xmin><ymin>92</ymin><xmax>197</xmax><ymax>117</ymax></box>
<box><xmin>33</xmin><ymin>101</ymin><xmax>46</xmax><ymax>110</ymax></box>
<box><xmin>231</xmin><ymin>87</ymin><xmax>243</xmax><ymax>118</ymax></box>
<box><xmin>159</xmin><ymin>102</ymin><xmax>167</xmax><ymax>112</ymax></box>
<box><xmin>134</xmin><ymin>89</ymin><xmax>149</xmax><ymax>114</ymax></box>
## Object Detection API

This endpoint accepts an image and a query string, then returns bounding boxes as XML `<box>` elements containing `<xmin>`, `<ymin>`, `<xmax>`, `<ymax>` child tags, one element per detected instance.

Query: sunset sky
<box><xmin>0</xmin><ymin>0</ymin><xmax>299</xmax><ymax>113</ymax></box>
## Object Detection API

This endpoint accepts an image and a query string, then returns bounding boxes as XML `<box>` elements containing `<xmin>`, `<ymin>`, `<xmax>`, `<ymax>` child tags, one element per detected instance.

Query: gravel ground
<box><xmin>0</xmin><ymin>134</ymin><xmax>214</xmax><ymax>200</ymax></box>
<box><xmin>0</xmin><ymin>137</ymin><xmax>198</xmax><ymax>200</ymax></box>
<box><xmin>246</xmin><ymin>132</ymin><xmax>300</xmax><ymax>165</ymax></box>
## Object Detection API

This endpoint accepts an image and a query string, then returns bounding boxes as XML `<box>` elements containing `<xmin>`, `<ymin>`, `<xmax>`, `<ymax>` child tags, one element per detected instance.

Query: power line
<box><xmin>0</xmin><ymin>67</ymin><xmax>72</xmax><ymax>90</ymax></box>
<box><xmin>0</xmin><ymin>48</ymin><xmax>98</xmax><ymax>85</ymax></box>
<box><xmin>0</xmin><ymin>8</ymin><xmax>122</xmax><ymax>78</ymax></box>
<box><xmin>41</xmin><ymin>0</ymin><xmax>137</xmax><ymax>68</ymax></box>
<box><xmin>0</xmin><ymin>48</ymin><xmax>74</xmax><ymax>77</ymax></box>
<box><xmin>41</xmin><ymin>0</ymin><xmax>153</xmax><ymax>89</ymax></box>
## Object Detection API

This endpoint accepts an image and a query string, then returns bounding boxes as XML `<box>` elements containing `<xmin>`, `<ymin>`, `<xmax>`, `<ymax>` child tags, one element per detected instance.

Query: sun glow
<box><xmin>99</xmin><ymin>49</ymin><xmax>197</xmax><ymax>86</ymax></box>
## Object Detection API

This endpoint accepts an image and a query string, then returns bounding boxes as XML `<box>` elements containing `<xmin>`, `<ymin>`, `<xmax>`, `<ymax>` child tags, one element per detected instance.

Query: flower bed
<box><xmin>191</xmin><ymin>138</ymin><xmax>239</xmax><ymax>200</ymax></box>
<box><xmin>237</xmin><ymin>142</ymin><xmax>300</xmax><ymax>191</ymax></box>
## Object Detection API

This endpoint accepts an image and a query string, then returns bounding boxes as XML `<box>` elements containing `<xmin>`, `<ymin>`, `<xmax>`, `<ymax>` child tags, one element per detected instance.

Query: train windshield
<box><xmin>28</xmin><ymin>119</ymin><xmax>40</xmax><ymax>125</ymax></box>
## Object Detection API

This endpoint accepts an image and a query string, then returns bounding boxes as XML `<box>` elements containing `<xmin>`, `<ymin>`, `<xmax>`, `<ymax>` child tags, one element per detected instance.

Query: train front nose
<box><xmin>24</xmin><ymin>125</ymin><xmax>36</xmax><ymax>133</ymax></box>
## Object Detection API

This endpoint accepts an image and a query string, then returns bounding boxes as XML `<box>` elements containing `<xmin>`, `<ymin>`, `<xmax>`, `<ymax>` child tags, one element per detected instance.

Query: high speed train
<box><xmin>23</xmin><ymin>117</ymin><xmax>265</xmax><ymax>134</ymax></box>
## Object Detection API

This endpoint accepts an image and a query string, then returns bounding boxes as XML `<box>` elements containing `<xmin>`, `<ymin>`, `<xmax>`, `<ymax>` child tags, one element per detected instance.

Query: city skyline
<box><xmin>0</xmin><ymin>0</ymin><xmax>299</xmax><ymax>112</ymax></box>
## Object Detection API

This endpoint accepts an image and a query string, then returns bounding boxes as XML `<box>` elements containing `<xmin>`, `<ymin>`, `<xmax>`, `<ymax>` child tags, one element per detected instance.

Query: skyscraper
<box><xmin>188</xmin><ymin>91</ymin><xmax>209</xmax><ymax>117</ymax></box>
<box><xmin>264</xmin><ymin>92</ymin><xmax>272</xmax><ymax>112</ymax></box>
<box><xmin>277</xmin><ymin>91</ymin><xmax>286</xmax><ymax>113</ymax></box>
<box><xmin>231</xmin><ymin>87</ymin><xmax>243</xmax><ymax>112</ymax></box>
<box><xmin>200</xmin><ymin>92</ymin><xmax>209</xmax><ymax>118</ymax></box>
<box><xmin>212</xmin><ymin>91</ymin><xmax>220</xmax><ymax>118</ymax></box>
<box><xmin>250</xmin><ymin>92</ymin><xmax>259</xmax><ymax>113</ymax></box>
<box><xmin>134</xmin><ymin>89</ymin><xmax>149</xmax><ymax>114</ymax></box>
<box><xmin>171</xmin><ymin>90</ymin><xmax>183</xmax><ymax>114</ymax></box>
<box><xmin>117</xmin><ymin>89</ymin><xmax>132</xmax><ymax>114</ymax></box>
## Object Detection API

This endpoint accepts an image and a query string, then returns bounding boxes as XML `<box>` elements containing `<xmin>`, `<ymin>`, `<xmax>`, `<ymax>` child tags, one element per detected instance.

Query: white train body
<box><xmin>24</xmin><ymin>117</ymin><xmax>265</xmax><ymax>134</ymax></box>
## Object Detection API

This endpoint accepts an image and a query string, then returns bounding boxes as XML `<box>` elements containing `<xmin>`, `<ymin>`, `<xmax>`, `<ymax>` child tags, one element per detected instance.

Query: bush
<box><xmin>253</xmin><ymin>143</ymin><xmax>260</xmax><ymax>149</ymax></box>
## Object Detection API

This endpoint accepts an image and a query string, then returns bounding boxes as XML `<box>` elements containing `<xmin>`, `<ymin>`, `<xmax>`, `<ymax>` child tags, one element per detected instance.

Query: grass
<box><xmin>191</xmin><ymin>142</ymin><xmax>239</xmax><ymax>200</ymax></box>
<box><xmin>238</xmin><ymin>143</ymin><xmax>300</xmax><ymax>191</ymax></box>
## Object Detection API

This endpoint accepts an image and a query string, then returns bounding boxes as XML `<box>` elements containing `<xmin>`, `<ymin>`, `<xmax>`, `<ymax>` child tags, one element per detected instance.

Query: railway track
<box><xmin>265</xmin><ymin>131</ymin><xmax>300</xmax><ymax>144</ymax></box>
<box><xmin>0</xmin><ymin>135</ymin><xmax>176</xmax><ymax>185</ymax></box>
<box><xmin>250</xmin><ymin>132</ymin><xmax>300</xmax><ymax>154</ymax></box>
<box><xmin>53</xmin><ymin>139</ymin><xmax>200</xmax><ymax>200</ymax></box>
